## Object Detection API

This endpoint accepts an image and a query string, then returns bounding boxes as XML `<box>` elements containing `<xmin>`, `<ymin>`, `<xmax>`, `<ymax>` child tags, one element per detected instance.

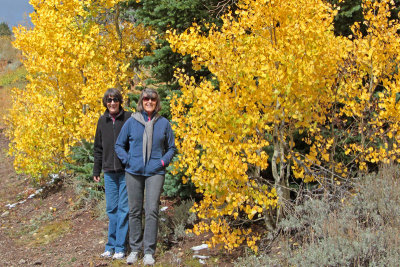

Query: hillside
<box><xmin>0</xmin><ymin>60</ymin><xmax>235</xmax><ymax>266</ymax></box>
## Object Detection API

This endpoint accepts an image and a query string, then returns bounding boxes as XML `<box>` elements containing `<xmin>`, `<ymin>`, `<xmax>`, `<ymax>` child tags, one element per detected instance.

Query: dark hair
<box><xmin>102</xmin><ymin>88</ymin><xmax>123</xmax><ymax>109</ymax></box>
<box><xmin>136</xmin><ymin>88</ymin><xmax>162</xmax><ymax>113</ymax></box>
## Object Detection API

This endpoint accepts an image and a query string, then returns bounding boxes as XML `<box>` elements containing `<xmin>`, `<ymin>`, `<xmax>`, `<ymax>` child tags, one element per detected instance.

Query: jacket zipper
<box><xmin>113</xmin><ymin>119</ymin><xmax>117</xmax><ymax>171</ymax></box>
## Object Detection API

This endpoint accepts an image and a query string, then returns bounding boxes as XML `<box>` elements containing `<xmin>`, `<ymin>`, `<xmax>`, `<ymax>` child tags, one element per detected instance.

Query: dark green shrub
<box><xmin>0</xmin><ymin>22</ymin><xmax>12</xmax><ymax>36</ymax></box>
<box><xmin>163</xmin><ymin>159</ymin><xmax>197</xmax><ymax>199</ymax></box>
<box><xmin>65</xmin><ymin>140</ymin><xmax>104</xmax><ymax>208</ymax></box>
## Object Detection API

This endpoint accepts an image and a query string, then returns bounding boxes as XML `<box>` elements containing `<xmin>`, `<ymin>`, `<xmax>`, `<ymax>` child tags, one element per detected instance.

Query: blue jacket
<box><xmin>115</xmin><ymin>112</ymin><xmax>176</xmax><ymax>177</ymax></box>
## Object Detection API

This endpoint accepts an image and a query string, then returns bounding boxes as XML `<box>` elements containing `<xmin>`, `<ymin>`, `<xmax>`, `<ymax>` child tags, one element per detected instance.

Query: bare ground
<box><xmin>0</xmin><ymin>128</ymin><xmax>236</xmax><ymax>267</ymax></box>
<box><xmin>0</xmin><ymin>129</ymin><xmax>110</xmax><ymax>266</ymax></box>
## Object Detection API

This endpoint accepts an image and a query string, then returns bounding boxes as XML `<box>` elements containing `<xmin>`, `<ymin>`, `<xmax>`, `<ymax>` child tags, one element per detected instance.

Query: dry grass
<box><xmin>0</xmin><ymin>85</ymin><xmax>11</xmax><ymax>129</ymax></box>
<box><xmin>0</xmin><ymin>36</ymin><xmax>25</xmax><ymax>129</ymax></box>
<box><xmin>0</xmin><ymin>36</ymin><xmax>19</xmax><ymax>62</ymax></box>
<box><xmin>29</xmin><ymin>220</ymin><xmax>72</xmax><ymax>246</ymax></box>
<box><xmin>234</xmin><ymin>165</ymin><xmax>400</xmax><ymax>266</ymax></box>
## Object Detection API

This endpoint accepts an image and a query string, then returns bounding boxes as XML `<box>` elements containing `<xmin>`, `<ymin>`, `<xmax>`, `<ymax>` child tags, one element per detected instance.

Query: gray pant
<box><xmin>125</xmin><ymin>172</ymin><xmax>165</xmax><ymax>255</ymax></box>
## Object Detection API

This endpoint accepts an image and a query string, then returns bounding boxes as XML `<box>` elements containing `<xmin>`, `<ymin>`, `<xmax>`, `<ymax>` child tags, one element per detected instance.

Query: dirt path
<box><xmin>0</xmin><ymin>129</ymin><xmax>112</xmax><ymax>266</ymax></box>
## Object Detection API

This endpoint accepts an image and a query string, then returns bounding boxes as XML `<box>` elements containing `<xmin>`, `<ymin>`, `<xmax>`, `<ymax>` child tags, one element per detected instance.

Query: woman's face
<box><xmin>106</xmin><ymin>95</ymin><xmax>120</xmax><ymax>115</ymax></box>
<box><xmin>143</xmin><ymin>94</ymin><xmax>157</xmax><ymax>115</ymax></box>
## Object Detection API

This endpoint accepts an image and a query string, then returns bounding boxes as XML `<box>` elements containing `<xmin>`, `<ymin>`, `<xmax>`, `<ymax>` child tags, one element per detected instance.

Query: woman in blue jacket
<box><xmin>115</xmin><ymin>88</ymin><xmax>176</xmax><ymax>266</ymax></box>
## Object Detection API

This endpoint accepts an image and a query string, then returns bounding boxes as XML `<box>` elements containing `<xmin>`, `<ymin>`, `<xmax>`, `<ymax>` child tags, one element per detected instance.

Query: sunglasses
<box><xmin>143</xmin><ymin>96</ymin><xmax>156</xmax><ymax>102</ymax></box>
<box><xmin>107</xmin><ymin>97</ymin><xmax>119</xmax><ymax>103</ymax></box>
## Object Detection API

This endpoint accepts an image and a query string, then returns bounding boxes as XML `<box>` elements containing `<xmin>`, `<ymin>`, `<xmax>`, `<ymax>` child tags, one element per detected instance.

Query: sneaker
<box><xmin>112</xmin><ymin>252</ymin><xmax>125</xmax><ymax>260</ymax></box>
<box><xmin>100</xmin><ymin>251</ymin><xmax>113</xmax><ymax>258</ymax></box>
<box><xmin>126</xmin><ymin>251</ymin><xmax>139</xmax><ymax>265</ymax></box>
<box><xmin>143</xmin><ymin>254</ymin><xmax>155</xmax><ymax>265</ymax></box>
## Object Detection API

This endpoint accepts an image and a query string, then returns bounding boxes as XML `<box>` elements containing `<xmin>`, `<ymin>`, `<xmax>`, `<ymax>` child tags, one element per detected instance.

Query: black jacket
<box><xmin>93</xmin><ymin>109</ymin><xmax>132</xmax><ymax>176</ymax></box>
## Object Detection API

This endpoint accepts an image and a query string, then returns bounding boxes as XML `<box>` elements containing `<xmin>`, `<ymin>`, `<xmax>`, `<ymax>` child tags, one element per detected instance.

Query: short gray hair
<box><xmin>136</xmin><ymin>88</ymin><xmax>161</xmax><ymax>113</ymax></box>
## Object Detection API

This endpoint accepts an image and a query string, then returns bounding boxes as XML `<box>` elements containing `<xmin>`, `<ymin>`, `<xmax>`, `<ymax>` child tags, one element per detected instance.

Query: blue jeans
<box><xmin>125</xmin><ymin>172</ymin><xmax>165</xmax><ymax>255</ymax></box>
<box><xmin>104</xmin><ymin>172</ymin><xmax>129</xmax><ymax>253</ymax></box>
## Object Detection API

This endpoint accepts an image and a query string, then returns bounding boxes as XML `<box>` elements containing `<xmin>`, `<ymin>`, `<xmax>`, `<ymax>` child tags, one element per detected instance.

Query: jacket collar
<box><xmin>105</xmin><ymin>108</ymin><xmax>124</xmax><ymax>120</ymax></box>
<box><xmin>141</xmin><ymin>110</ymin><xmax>158</xmax><ymax>122</ymax></box>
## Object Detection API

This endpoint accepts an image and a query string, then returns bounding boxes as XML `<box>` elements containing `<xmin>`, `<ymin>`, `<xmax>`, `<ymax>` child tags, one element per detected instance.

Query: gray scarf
<box><xmin>132</xmin><ymin>112</ymin><xmax>160</xmax><ymax>165</ymax></box>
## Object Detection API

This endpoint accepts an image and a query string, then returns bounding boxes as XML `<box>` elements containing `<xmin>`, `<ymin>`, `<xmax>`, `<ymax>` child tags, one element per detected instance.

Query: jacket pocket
<box><xmin>128</xmin><ymin>155</ymin><xmax>145</xmax><ymax>174</ymax></box>
<box><xmin>146</xmin><ymin>157</ymin><xmax>163</xmax><ymax>174</ymax></box>
<box><xmin>125</xmin><ymin>153</ymin><xmax>131</xmax><ymax>167</ymax></box>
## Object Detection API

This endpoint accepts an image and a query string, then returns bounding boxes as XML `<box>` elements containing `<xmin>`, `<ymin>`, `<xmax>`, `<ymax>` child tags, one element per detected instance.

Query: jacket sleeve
<box><xmin>161</xmin><ymin>121</ymin><xmax>176</xmax><ymax>167</ymax></box>
<box><xmin>115</xmin><ymin>118</ymin><xmax>131</xmax><ymax>165</ymax></box>
<box><xmin>93</xmin><ymin>118</ymin><xmax>103</xmax><ymax>176</ymax></box>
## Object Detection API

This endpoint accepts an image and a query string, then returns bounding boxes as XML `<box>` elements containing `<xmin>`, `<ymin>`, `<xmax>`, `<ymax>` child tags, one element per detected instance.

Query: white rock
<box><xmin>6</xmin><ymin>203</ymin><xmax>17</xmax><ymax>209</ymax></box>
<box><xmin>191</xmin><ymin>244</ymin><xmax>209</xmax><ymax>251</ymax></box>
<box><xmin>193</xmin><ymin>255</ymin><xmax>210</xmax><ymax>259</ymax></box>
<box><xmin>160</xmin><ymin>206</ymin><xmax>168</xmax><ymax>212</ymax></box>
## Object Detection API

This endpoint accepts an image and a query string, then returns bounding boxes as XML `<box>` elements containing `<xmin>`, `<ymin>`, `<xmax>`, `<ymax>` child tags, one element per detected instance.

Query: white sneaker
<box><xmin>100</xmin><ymin>251</ymin><xmax>112</xmax><ymax>258</ymax></box>
<box><xmin>112</xmin><ymin>252</ymin><xmax>125</xmax><ymax>260</ymax></box>
<box><xmin>143</xmin><ymin>254</ymin><xmax>155</xmax><ymax>265</ymax></box>
<box><xmin>126</xmin><ymin>251</ymin><xmax>139</xmax><ymax>265</ymax></box>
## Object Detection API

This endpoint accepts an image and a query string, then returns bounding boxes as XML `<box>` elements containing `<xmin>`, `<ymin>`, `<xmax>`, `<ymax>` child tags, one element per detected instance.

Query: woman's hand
<box><xmin>93</xmin><ymin>176</ymin><xmax>100</xmax><ymax>182</ymax></box>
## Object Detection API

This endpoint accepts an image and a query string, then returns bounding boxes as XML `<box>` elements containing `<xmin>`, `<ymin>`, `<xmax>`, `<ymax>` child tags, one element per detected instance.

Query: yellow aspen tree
<box><xmin>169</xmin><ymin>0</ymin><xmax>400</xmax><ymax>252</ymax></box>
<box><xmin>296</xmin><ymin>0</ymin><xmax>400</xmax><ymax>183</ymax></box>
<box><xmin>168</xmin><ymin>0</ymin><xmax>348</xmax><ymax>251</ymax></box>
<box><xmin>7</xmin><ymin>0</ymin><xmax>153</xmax><ymax>181</ymax></box>
<box><xmin>339</xmin><ymin>0</ymin><xmax>400</xmax><ymax>170</ymax></box>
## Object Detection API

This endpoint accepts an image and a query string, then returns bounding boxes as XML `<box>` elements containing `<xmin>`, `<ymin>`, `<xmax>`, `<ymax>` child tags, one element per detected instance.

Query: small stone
<box><xmin>160</xmin><ymin>206</ymin><xmax>168</xmax><ymax>212</ymax></box>
<box><xmin>193</xmin><ymin>255</ymin><xmax>210</xmax><ymax>259</ymax></box>
<box><xmin>1</xmin><ymin>211</ymin><xmax>9</xmax><ymax>217</ymax></box>
<box><xmin>18</xmin><ymin>259</ymin><xmax>26</xmax><ymax>264</ymax></box>
<box><xmin>191</xmin><ymin>244</ymin><xmax>209</xmax><ymax>252</ymax></box>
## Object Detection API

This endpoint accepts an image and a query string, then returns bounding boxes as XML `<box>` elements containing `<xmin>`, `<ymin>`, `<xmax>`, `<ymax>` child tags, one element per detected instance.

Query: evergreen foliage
<box><xmin>0</xmin><ymin>22</ymin><xmax>12</xmax><ymax>36</ymax></box>
<box><xmin>65</xmin><ymin>140</ymin><xmax>104</xmax><ymax>206</ymax></box>
<box><xmin>328</xmin><ymin>0</ymin><xmax>400</xmax><ymax>36</ymax></box>
<box><xmin>120</xmin><ymin>0</ymin><xmax>230</xmax><ymax>197</ymax></box>
<box><xmin>163</xmin><ymin>159</ymin><xmax>197</xmax><ymax>199</ymax></box>
<box><xmin>124</xmin><ymin>0</ymin><xmax>232</xmax><ymax>118</ymax></box>
<box><xmin>328</xmin><ymin>0</ymin><xmax>364</xmax><ymax>36</ymax></box>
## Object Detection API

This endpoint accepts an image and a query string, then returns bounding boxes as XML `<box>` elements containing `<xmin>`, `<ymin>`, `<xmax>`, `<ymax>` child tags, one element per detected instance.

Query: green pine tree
<box><xmin>119</xmin><ymin>0</ymin><xmax>236</xmax><ymax>198</ymax></box>
<box><xmin>0</xmin><ymin>22</ymin><xmax>12</xmax><ymax>36</ymax></box>
<box><xmin>122</xmin><ymin>0</ymin><xmax>233</xmax><ymax>119</ymax></box>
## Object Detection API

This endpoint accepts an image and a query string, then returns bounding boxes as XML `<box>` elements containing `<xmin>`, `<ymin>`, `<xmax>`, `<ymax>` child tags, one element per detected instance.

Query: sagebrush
<box><xmin>234</xmin><ymin>165</ymin><xmax>400</xmax><ymax>267</ymax></box>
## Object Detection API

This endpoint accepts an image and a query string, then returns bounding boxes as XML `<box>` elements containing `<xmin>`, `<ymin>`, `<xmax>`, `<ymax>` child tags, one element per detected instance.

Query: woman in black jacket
<box><xmin>93</xmin><ymin>88</ymin><xmax>132</xmax><ymax>260</ymax></box>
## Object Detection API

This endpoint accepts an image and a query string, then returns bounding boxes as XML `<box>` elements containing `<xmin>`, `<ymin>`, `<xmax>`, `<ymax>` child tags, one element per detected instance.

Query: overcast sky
<box><xmin>0</xmin><ymin>0</ymin><xmax>34</xmax><ymax>28</ymax></box>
